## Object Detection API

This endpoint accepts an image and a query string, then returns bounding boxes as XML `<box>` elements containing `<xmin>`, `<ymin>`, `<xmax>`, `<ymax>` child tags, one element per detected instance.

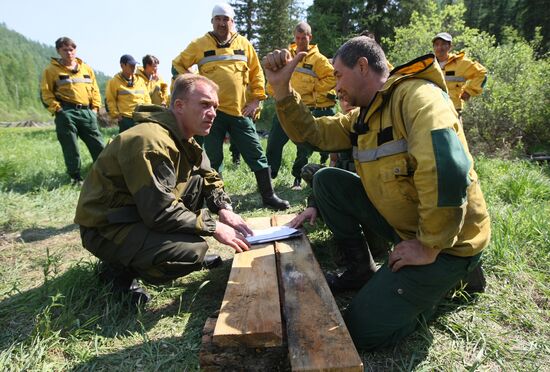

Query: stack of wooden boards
<box><xmin>200</xmin><ymin>214</ymin><xmax>363</xmax><ymax>371</ymax></box>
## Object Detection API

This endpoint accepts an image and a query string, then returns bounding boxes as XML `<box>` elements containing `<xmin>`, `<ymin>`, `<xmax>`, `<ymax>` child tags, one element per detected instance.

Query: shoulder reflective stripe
<box><xmin>197</xmin><ymin>54</ymin><xmax>248</xmax><ymax>67</ymax></box>
<box><xmin>445</xmin><ymin>76</ymin><xmax>466</xmax><ymax>82</ymax></box>
<box><xmin>118</xmin><ymin>90</ymin><xmax>147</xmax><ymax>95</ymax></box>
<box><xmin>353</xmin><ymin>138</ymin><xmax>408</xmax><ymax>162</ymax></box>
<box><xmin>56</xmin><ymin>77</ymin><xmax>93</xmax><ymax>85</ymax></box>
<box><xmin>295</xmin><ymin>67</ymin><xmax>318</xmax><ymax>78</ymax></box>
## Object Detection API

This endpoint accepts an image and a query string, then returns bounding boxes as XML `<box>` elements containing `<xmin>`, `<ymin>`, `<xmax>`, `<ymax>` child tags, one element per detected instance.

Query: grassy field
<box><xmin>0</xmin><ymin>126</ymin><xmax>549</xmax><ymax>371</ymax></box>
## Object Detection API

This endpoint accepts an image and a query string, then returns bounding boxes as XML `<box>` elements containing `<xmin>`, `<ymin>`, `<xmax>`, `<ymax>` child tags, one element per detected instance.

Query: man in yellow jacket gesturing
<box><xmin>266</xmin><ymin>21</ymin><xmax>337</xmax><ymax>190</ymax></box>
<box><xmin>172</xmin><ymin>3</ymin><xmax>289</xmax><ymax>210</ymax></box>
<box><xmin>432</xmin><ymin>32</ymin><xmax>487</xmax><ymax>114</ymax></box>
<box><xmin>264</xmin><ymin>37</ymin><xmax>491</xmax><ymax>350</ymax></box>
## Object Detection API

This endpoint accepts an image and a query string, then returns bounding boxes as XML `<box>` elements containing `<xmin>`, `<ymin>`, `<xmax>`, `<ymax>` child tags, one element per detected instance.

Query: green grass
<box><xmin>0</xmin><ymin>126</ymin><xmax>549</xmax><ymax>370</ymax></box>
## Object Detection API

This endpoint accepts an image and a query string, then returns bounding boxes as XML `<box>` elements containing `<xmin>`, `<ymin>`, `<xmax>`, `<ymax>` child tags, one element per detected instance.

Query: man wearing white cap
<box><xmin>432</xmin><ymin>32</ymin><xmax>487</xmax><ymax>114</ymax></box>
<box><xmin>172</xmin><ymin>3</ymin><xmax>290</xmax><ymax>211</ymax></box>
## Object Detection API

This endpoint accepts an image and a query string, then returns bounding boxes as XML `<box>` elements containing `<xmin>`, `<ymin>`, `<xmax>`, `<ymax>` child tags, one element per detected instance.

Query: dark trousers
<box><xmin>54</xmin><ymin>108</ymin><xmax>105</xmax><ymax>178</ymax></box>
<box><xmin>118</xmin><ymin>117</ymin><xmax>136</xmax><ymax>133</ymax></box>
<box><xmin>79</xmin><ymin>175</ymin><xmax>210</xmax><ymax>284</ymax></box>
<box><xmin>266</xmin><ymin>107</ymin><xmax>334</xmax><ymax>179</ymax></box>
<box><xmin>198</xmin><ymin>110</ymin><xmax>268</xmax><ymax>173</ymax></box>
<box><xmin>313</xmin><ymin>167</ymin><xmax>481</xmax><ymax>349</ymax></box>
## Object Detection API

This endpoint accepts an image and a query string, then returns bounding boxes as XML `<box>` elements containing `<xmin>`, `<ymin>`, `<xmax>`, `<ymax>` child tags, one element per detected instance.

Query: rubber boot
<box><xmin>254</xmin><ymin>167</ymin><xmax>290</xmax><ymax>210</ymax></box>
<box><xmin>462</xmin><ymin>262</ymin><xmax>486</xmax><ymax>294</ymax></box>
<box><xmin>98</xmin><ymin>262</ymin><xmax>151</xmax><ymax>305</ymax></box>
<box><xmin>325</xmin><ymin>239</ymin><xmax>377</xmax><ymax>292</ymax></box>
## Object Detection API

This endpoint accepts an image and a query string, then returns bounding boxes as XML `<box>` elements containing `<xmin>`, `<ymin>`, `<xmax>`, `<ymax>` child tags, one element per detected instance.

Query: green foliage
<box><xmin>0</xmin><ymin>23</ymin><xmax>110</xmax><ymax>122</ymax></box>
<box><xmin>384</xmin><ymin>1</ymin><xmax>550</xmax><ymax>153</ymax></box>
<box><xmin>307</xmin><ymin>0</ymin><xmax>432</xmax><ymax>57</ymax></box>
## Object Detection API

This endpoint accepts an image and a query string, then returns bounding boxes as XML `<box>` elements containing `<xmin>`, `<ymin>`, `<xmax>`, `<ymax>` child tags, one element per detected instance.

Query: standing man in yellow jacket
<box><xmin>432</xmin><ymin>32</ymin><xmax>487</xmax><ymax>114</ymax></box>
<box><xmin>264</xmin><ymin>36</ymin><xmax>490</xmax><ymax>349</ymax></box>
<box><xmin>106</xmin><ymin>54</ymin><xmax>151</xmax><ymax>133</ymax></box>
<box><xmin>41</xmin><ymin>36</ymin><xmax>105</xmax><ymax>185</ymax></box>
<box><xmin>137</xmin><ymin>54</ymin><xmax>169</xmax><ymax>107</ymax></box>
<box><xmin>266</xmin><ymin>21</ymin><xmax>337</xmax><ymax>190</ymax></box>
<box><xmin>172</xmin><ymin>3</ymin><xmax>289</xmax><ymax>210</ymax></box>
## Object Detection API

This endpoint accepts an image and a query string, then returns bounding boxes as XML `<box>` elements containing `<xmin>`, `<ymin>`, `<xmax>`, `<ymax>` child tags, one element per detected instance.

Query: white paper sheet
<box><xmin>246</xmin><ymin>226</ymin><xmax>302</xmax><ymax>245</ymax></box>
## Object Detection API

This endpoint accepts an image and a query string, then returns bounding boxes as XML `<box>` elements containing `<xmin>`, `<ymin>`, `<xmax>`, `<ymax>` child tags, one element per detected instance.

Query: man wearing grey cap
<box><xmin>432</xmin><ymin>32</ymin><xmax>487</xmax><ymax>113</ymax></box>
<box><xmin>172</xmin><ymin>3</ymin><xmax>290</xmax><ymax>211</ymax></box>
<box><xmin>106</xmin><ymin>54</ymin><xmax>151</xmax><ymax>132</ymax></box>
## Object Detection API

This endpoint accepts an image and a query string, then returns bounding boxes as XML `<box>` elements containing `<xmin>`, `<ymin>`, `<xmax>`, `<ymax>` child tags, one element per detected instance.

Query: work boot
<box><xmin>71</xmin><ymin>174</ymin><xmax>83</xmax><ymax>187</ymax></box>
<box><xmin>291</xmin><ymin>177</ymin><xmax>302</xmax><ymax>191</ymax></box>
<box><xmin>254</xmin><ymin>167</ymin><xmax>290</xmax><ymax>210</ymax></box>
<box><xmin>231</xmin><ymin>152</ymin><xmax>241</xmax><ymax>166</ymax></box>
<box><xmin>98</xmin><ymin>262</ymin><xmax>151</xmax><ymax>305</ymax></box>
<box><xmin>461</xmin><ymin>262</ymin><xmax>487</xmax><ymax>294</ymax></box>
<box><xmin>202</xmin><ymin>254</ymin><xmax>222</xmax><ymax>270</ymax></box>
<box><xmin>325</xmin><ymin>239</ymin><xmax>377</xmax><ymax>293</ymax></box>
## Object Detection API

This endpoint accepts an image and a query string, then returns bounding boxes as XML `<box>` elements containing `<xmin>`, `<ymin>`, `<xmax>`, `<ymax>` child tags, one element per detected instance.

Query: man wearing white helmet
<box><xmin>432</xmin><ymin>32</ymin><xmax>487</xmax><ymax>114</ymax></box>
<box><xmin>172</xmin><ymin>3</ymin><xmax>290</xmax><ymax>211</ymax></box>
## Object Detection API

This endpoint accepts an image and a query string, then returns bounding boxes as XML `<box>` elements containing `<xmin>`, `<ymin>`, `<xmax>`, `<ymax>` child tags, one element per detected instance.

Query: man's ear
<box><xmin>173</xmin><ymin>98</ymin><xmax>185</xmax><ymax>113</ymax></box>
<box><xmin>357</xmin><ymin>57</ymin><xmax>369</xmax><ymax>75</ymax></box>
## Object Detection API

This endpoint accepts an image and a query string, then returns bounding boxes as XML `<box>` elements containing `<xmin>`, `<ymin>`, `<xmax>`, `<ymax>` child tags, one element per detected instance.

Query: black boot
<box><xmin>462</xmin><ymin>262</ymin><xmax>486</xmax><ymax>294</ymax></box>
<box><xmin>254</xmin><ymin>167</ymin><xmax>290</xmax><ymax>210</ymax></box>
<box><xmin>325</xmin><ymin>239</ymin><xmax>377</xmax><ymax>292</ymax></box>
<box><xmin>98</xmin><ymin>262</ymin><xmax>151</xmax><ymax>305</ymax></box>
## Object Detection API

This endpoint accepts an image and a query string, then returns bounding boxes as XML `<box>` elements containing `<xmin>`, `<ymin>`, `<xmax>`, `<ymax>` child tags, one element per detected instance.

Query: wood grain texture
<box><xmin>212</xmin><ymin>216</ymin><xmax>283</xmax><ymax>348</ymax></box>
<box><xmin>273</xmin><ymin>215</ymin><xmax>364</xmax><ymax>372</ymax></box>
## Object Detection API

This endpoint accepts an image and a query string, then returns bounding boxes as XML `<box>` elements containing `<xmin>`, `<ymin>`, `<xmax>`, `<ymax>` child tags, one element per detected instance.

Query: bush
<box><xmin>384</xmin><ymin>0</ymin><xmax>550</xmax><ymax>155</ymax></box>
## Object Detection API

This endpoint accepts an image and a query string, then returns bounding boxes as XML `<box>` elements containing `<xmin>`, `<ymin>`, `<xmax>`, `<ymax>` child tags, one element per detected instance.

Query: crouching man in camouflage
<box><xmin>75</xmin><ymin>74</ymin><xmax>252</xmax><ymax>305</ymax></box>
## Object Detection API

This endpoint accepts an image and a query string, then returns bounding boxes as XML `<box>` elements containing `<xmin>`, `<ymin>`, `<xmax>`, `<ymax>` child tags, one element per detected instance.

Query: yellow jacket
<box><xmin>106</xmin><ymin>73</ymin><xmax>151</xmax><ymax>119</ymax></box>
<box><xmin>172</xmin><ymin>32</ymin><xmax>267</xmax><ymax>117</ymax></box>
<box><xmin>267</xmin><ymin>43</ymin><xmax>336</xmax><ymax>108</ymax></box>
<box><xmin>276</xmin><ymin>54</ymin><xmax>490</xmax><ymax>257</ymax></box>
<box><xmin>41</xmin><ymin>57</ymin><xmax>101</xmax><ymax>114</ymax></box>
<box><xmin>440</xmin><ymin>52</ymin><xmax>487</xmax><ymax>110</ymax></box>
<box><xmin>136</xmin><ymin>67</ymin><xmax>169</xmax><ymax>106</ymax></box>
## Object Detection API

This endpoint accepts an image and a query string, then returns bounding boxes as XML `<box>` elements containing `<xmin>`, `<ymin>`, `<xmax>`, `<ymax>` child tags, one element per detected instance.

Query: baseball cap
<box><xmin>120</xmin><ymin>54</ymin><xmax>138</xmax><ymax>65</ymax></box>
<box><xmin>212</xmin><ymin>3</ymin><xmax>235</xmax><ymax>19</ymax></box>
<box><xmin>432</xmin><ymin>32</ymin><xmax>453</xmax><ymax>43</ymax></box>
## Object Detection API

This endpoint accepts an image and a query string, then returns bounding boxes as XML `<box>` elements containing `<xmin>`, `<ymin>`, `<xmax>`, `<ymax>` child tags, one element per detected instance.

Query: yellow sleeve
<box><xmin>88</xmin><ymin>67</ymin><xmax>102</xmax><ymax>109</ymax></box>
<box><xmin>246</xmin><ymin>42</ymin><xmax>267</xmax><ymax>101</ymax></box>
<box><xmin>40</xmin><ymin>67</ymin><xmax>61</xmax><ymax>114</ymax></box>
<box><xmin>313</xmin><ymin>55</ymin><xmax>336</xmax><ymax>96</ymax></box>
<box><xmin>105</xmin><ymin>79</ymin><xmax>119</xmax><ymax>119</ymax></box>
<box><xmin>172</xmin><ymin>40</ymin><xmax>201</xmax><ymax>78</ymax></box>
<box><xmin>462</xmin><ymin>57</ymin><xmax>487</xmax><ymax>97</ymax></box>
<box><xmin>396</xmin><ymin>81</ymin><xmax>471</xmax><ymax>250</ymax></box>
<box><xmin>276</xmin><ymin>90</ymin><xmax>354</xmax><ymax>151</ymax></box>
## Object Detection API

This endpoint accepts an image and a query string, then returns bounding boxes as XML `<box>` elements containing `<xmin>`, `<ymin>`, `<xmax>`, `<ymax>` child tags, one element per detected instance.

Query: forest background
<box><xmin>0</xmin><ymin>0</ymin><xmax>548</xmax><ymax>155</ymax></box>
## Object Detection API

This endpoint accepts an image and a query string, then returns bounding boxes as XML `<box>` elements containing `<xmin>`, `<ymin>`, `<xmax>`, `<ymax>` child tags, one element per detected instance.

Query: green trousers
<box><xmin>54</xmin><ymin>107</ymin><xmax>105</xmax><ymax>179</ymax></box>
<box><xmin>198</xmin><ymin>110</ymin><xmax>268</xmax><ymax>173</ymax></box>
<box><xmin>266</xmin><ymin>107</ymin><xmax>334</xmax><ymax>179</ymax></box>
<box><xmin>118</xmin><ymin>116</ymin><xmax>136</xmax><ymax>133</ymax></box>
<box><xmin>313</xmin><ymin>167</ymin><xmax>482</xmax><ymax>349</ymax></box>
<box><xmin>79</xmin><ymin>175</ymin><xmax>210</xmax><ymax>284</ymax></box>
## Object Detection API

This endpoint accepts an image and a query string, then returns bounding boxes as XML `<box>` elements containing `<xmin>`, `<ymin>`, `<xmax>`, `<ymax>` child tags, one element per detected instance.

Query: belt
<box><xmin>308</xmin><ymin>105</ymin><xmax>334</xmax><ymax>111</ymax></box>
<box><xmin>60</xmin><ymin>101</ymin><xmax>90</xmax><ymax>110</ymax></box>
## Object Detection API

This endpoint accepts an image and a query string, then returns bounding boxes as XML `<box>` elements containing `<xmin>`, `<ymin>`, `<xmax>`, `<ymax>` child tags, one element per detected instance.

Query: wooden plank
<box><xmin>201</xmin><ymin>315</ymin><xmax>289</xmax><ymax>371</ymax></box>
<box><xmin>212</xmin><ymin>216</ymin><xmax>283</xmax><ymax>348</ymax></box>
<box><xmin>272</xmin><ymin>215</ymin><xmax>364</xmax><ymax>372</ymax></box>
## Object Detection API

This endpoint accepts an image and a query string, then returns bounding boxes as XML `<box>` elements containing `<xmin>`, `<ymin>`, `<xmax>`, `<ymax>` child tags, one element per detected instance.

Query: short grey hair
<box><xmin>170</xmin><ymin>74</ymin><xmax>219</xmax><ymax>107</ymax></box>
<box><xmin>333</xmin><ymin>36</ymin><xmax>389</xmax><ymax>77</ymax></box>
<box><xmin>294</xmin><ymin>21</ymin><xmax>312</xmax><ymax>36</ymax></box>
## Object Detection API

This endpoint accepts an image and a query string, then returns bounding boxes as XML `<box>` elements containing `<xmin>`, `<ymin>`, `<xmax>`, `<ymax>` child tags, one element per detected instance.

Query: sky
<box><xmin>2</xmin><ymin>0</ymin><xmax>312</xmax><ymax>81</ymax></box>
